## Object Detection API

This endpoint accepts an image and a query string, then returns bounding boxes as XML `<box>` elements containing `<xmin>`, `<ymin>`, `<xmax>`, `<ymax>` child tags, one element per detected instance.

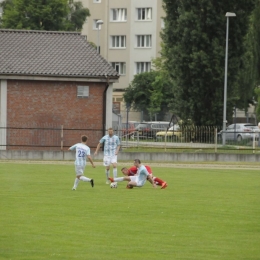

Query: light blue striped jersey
<box><xmin>69</xmin><ymin>143</ymin><xmax>90</xmax><ymax>167</ymax></box>
<box><xmin>99</xmin><ymin>134</ymin><xmax>120</xmax><ymax>156</ymax></box>
<box><xmin>136</xmin><ymin>165</ymin><xmax>149</xmax><ymax>183</ymax></box>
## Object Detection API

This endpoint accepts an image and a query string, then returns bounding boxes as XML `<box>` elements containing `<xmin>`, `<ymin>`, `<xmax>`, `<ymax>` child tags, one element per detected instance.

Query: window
<box><xmin>136</xmin><ymin>35</ymin><xmax>151</xmax><ymax>48</ymax></box>
<box><xmin>137</xmin><ymin>8</ymin><xmax>152</xmax><ymax>21</ymax></box>
<box><xmin>111</xmin><ymin>62</ymin><xmax>126</xmax><ymax>75</ymax></box>
<box><xmin>161</xmin><ymin>18</ymin><xmax>165</xmax><ymax>29</ymax></box>
<box><xmin>77</xmin><ymin>86</ymin><xmax>89</xmax><ymax>98</ymax></box>
<box><xmin>111</xmin><ymin>8</ymin><xmax>127</xmax><ymax>21</ymax></box>
<box><xmin>93</xmin><ymin>19</ymin><xmax>102</xmax><ymax>30</ymax></box>
<box><xmin>111</xmin><ymin>36</ymin><xmax>126</xmax><ymax>48</ymax></box>
<box><xmin>135</xmin><ymin>62</ymin><xmax>151</xmax><ymax>74</ymax></box>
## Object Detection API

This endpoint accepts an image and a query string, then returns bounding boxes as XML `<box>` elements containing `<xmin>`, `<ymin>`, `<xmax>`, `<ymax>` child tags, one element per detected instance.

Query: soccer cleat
<box><xmin>90</xmin><ymin>179</ymin><xmax>94</xmax><ymax>188</ymax></box>
<box><xmin>106</xmin><ymin>180</ymin><xmax>110</xmax><ymax>184</ymax></box>
<box><xmin>108</xmin><ymin>177</ymin><xmax>114</xmax><ymax>183</ymax></box>
<box><xmin>161</xmin><ymin>182</ymin><xmax>168</xmax><ymax>189</ymax></box>
<box><xmin>72</xmin><ymin>187</ymin><xmax>76</xmax><ymax>191</ymax></box>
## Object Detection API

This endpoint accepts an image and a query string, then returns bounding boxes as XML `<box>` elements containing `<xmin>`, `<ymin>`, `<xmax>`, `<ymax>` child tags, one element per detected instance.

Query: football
<box><xmin>110</xmin><ymin>182</ymin><xmax>118</xmax><ymax>188</ymax></box>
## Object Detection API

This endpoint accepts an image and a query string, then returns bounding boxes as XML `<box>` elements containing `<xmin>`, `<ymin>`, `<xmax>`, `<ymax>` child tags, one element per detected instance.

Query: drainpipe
<box><xmin>103</xmin><ymin>75</ymin><xmax>110</xmax><ymax>137</ymax></box>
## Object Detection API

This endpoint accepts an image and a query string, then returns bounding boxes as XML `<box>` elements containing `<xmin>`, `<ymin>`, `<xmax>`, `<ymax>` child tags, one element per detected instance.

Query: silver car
<box><xmin>218</xmin><ymin>123</ymin><xmax>259</xmax><ymax>142</ymax></box>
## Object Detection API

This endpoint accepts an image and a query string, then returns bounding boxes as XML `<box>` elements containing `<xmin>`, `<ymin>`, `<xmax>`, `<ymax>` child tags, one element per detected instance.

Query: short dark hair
<box><xmin>121</xmin><ymin>167</ymin><xmax>127</xmax><ymax>171</ymax></box>
<box><xmin>134</xmin><ymin>159</ymin><xmax>141</xmax><ymax>164</ymax></box>
<box><xmin>81</xmin><ymin>135</ymin><xmax>88</xmax><ymax>142</ymax></box>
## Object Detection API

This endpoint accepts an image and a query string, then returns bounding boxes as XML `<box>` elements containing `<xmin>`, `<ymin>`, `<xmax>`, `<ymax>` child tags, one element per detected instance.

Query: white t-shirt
<box><xmin>136</xmin><ymin>165</ymin><xmax>149</xmax><ymax>183</ymax></box>
<box><xmin>99</xmin><ymin>135</ymin><xmax>120</xmax><ymax>156</ymax></box>
<box><xmin>69</xmin><ymin>143</ymin><xmax>90</xmax><ymax>167</ymax></box>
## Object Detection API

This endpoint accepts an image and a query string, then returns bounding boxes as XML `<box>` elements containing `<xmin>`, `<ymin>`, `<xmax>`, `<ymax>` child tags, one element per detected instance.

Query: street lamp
<box><xmin>222</xmin><ymin>12</ymin><xmax>236</xmax><ymax>145</ymax></box>
<box><xmin>96</xmin><ymin>19</ymin><xmax>103</xmax><ymax>54</ymax></box>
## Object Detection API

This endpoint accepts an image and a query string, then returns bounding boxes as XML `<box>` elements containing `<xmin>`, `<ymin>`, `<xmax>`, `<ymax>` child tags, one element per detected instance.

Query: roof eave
<box><xmin>0</xmin><ymin>73</ymin><xmax>120</xmax><ymax>83</ymax></box>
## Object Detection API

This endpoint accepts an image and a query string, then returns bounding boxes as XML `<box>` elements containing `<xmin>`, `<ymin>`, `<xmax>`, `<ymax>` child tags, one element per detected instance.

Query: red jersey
<box><xmin>127</xmin><ymin>165</ymin><xmax>152</xmax><ymax>176</ymax></box>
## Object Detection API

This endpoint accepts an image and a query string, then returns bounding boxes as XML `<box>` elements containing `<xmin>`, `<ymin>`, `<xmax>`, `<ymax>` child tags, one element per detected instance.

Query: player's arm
<box><xmin>147</xmin><ymin>174</ymin><xmax>156</xmax><ymax>188</ymax></box>
<box><xmin>115</xmin><ymin>145</ymin><xmax>120</xmax><ymax>155</ymax></box>
<box><xmin>68</xmin><ymin>144</ymin><xmax>76</xmax><ymax>151</ymax></box>
<box><xmin>94</xmin><ymin>142</ymin><xmax>101</xmax><ymax>155</ymax></box>
<box><xmin>87</xmin><ymin>155</ymin><xmax>95</xmax><ymax>168</ymax></box>
<box><xmin>115</xmin><ymin>137</ymin><xmax>120</xmax><ymax>155</ymax></box>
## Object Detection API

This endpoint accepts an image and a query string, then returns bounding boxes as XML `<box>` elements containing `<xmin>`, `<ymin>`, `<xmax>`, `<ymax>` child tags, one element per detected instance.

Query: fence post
<box><xmin>61</xmin><ymin>125</ymin><xmax>63</xmax><ymax>150</ymax></box>
<box><xmin>215</xmin><ymin>128</ymin><xmax>217</xmax><ymax>153</ymax></box>
<box><xmin>253</xmin><ymin>132</ymin><xmax>255</xmax><ymax>154</ymax></box>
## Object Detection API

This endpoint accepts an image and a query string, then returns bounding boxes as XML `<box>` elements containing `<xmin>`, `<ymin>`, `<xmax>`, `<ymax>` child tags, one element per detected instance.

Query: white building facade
<box><xmin>81</xmin><ymin>0</ymin><xmax>164</xmax><ymax>122</ymax></box>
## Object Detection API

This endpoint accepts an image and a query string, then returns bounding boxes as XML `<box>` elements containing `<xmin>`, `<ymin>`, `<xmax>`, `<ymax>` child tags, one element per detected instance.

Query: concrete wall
<box><xmin>1</xmin><ymin>150</ymin><xmax>260</xmax><ymax>162</ymax></box>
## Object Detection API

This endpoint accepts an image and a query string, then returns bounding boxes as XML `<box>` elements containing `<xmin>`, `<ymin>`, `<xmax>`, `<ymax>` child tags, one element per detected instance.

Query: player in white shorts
<box><xmin>109</xmin><ymin>159</ymin><xmax>157</xmax><ymax>189</ymax></box>
<box><xmin>94</xmin><ymin>128</ymin><xmax>120</xmax><ymax>184</ymax></box>
<box><xmin>68</xmin><ymin>135</ymin><xmax>96</xmax><ymax>190</ymax></box>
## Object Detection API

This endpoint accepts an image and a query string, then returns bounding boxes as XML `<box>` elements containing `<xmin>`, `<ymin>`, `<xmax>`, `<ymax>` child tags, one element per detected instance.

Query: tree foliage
<box><xmin>236</xmin><ymin>0</ymin><xmax>260</xmax><ymax>120</ymax></box>
<box><xmin>249</xmin><ymin>0</ymin><xmax>260</xmax><ymax>122</ymax></box>
<box><xmin>123</xmin><ymin>68</ymin><xmax>172</xmax><ymax>121</ymax></box>
<box><xmin>0</xmin><ymin>0</ymin><xmax>90</xmax><ymax>31</ymax></box>
<box><xmin>162</xmin><ymin>0</ymin><xmax>255</xmax><ymax>126</ymax></box>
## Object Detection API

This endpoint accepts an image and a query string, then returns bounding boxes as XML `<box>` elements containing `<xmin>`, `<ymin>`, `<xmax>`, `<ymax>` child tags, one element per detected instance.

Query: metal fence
<box><xmin>0</xmin><ymin>125</ymin><xmax>260</xmax><ymax>153</ymax></box>
<box><xmin>0</xmin><ymin>125</ymin><xmax>103</xmax><ymax>150</ymax></box>
<box><xmin>118</xmin><ymin>125</ymin><xmax>260</xmax><ymax>153</ymax></box>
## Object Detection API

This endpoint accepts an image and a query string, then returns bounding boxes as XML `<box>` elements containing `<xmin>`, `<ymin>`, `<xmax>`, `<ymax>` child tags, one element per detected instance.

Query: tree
<box><xmin>236</xmin><ymin>0</ymin><xmax>260</xmax><ymax>120</ymax></box>
<box><xmin>123</xmin><ymin>70</ymin><xmax>172</xmax><ymax>121</ymax></box>
<box><xmin>162</xmin><ymin>0</ymin><xmax>255</xmax><ymax>126</ymax></box>
<box><xmin>67</xmin><ymin>0</ymin><xmax>90</xmax><ymax>31</ymax></box>
<box><xmin>0</xmin><ymin>0</ymin><xmax>90</xmax><ymax>31</ymax></box>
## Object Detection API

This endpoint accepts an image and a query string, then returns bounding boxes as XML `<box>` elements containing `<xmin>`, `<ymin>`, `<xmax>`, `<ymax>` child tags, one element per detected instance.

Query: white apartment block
<box><xmin>81</xmin><ymin>0</ymin><xmax>164</xmax><ymax>122</ymax></box>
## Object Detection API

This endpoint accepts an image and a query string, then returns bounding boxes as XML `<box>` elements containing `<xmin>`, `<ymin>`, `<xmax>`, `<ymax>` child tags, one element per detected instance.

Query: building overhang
<box><xmin>0</xmin><ymin>74</ymin><xmax>119</xmax><ymax>83</ymax></box>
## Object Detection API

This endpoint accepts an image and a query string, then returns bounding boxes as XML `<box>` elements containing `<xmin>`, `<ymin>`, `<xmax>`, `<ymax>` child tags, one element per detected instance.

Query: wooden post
<box><xmin>215</xmin><ymin>128</ymin><xmax>217</xmax><ymax>153</ymax></box>
<box><xmin>61</xmin><ymin>125</ymin><xmax>63</xmax><ymax>150</ymax></box>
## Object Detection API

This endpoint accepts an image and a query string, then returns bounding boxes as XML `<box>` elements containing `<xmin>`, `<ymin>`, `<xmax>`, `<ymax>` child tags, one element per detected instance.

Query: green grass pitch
<box><xmin>0</xmin><ymin>162</ymin><xmax>260</xmax><ymax>260</ymax></box>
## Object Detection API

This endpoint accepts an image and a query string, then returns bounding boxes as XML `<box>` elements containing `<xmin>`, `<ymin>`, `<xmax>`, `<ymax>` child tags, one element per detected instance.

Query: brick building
<box><xmin>0</xmin><ymin>29</ymin><xmax>119</xmax><ymax>150</ymax></box>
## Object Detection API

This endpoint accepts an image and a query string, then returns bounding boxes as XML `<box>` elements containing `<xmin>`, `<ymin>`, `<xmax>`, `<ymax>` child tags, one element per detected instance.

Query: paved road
<box><xmin>121</xmin><ymin>140</ymin><xmax>219</xmax><ymax>148</ymax></box>
<box><xmin>1</xmin><ymin>160</ymin><xmax>259</xmax><ymax>170</ymax></box>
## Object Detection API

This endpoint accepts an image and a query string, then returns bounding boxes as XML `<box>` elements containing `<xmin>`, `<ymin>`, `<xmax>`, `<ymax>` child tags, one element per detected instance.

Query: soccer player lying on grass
<box><xmin>121</xmin><ymin>164</ymin><xmax>168</xmax><ymax>189</ymax></box>
<box><xmin>109</xmin><ymin>159</ymin><xmax>157</xmax><ymax>189</ymax></box>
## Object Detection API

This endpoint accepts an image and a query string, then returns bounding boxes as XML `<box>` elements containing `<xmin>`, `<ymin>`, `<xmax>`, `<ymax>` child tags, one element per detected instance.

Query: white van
<box><xmin>147</xmin><ymin>121</ymin><xmax>173</xmax><ymax>131</ymax></box>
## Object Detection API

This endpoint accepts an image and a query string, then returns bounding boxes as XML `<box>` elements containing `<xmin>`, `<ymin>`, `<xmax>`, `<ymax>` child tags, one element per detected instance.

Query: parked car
<box><xmin>133</xmin><ymin>122</ymin><xmax>153</xmax><ymax>138</ymax></box>
<box><xmin>121</xmin><ymin>121</ymin><xmax>139</xmax><ymax>136</ymax></box>
<box><xmin>245</xmin><ymin>125</ymin><xmax>260</xmax><ymax>140</ymax></box>
<box><xmin>133</xmin><ymin>121</ymin><xmax>173</xmax><ymax>139</ymax></box>
<box><xmin>218</xmin><ymin>123</ymin><xmax>259</xmax><ymax>142</ymax></box>
<box><xmin>156</xmin><ymin>124</ymin><xmax>182</xmax><ymax>141</ymax></box>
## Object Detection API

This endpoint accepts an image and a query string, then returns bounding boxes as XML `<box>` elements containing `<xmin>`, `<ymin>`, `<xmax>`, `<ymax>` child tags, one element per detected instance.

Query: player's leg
<box><xmin>111</xmin><ymin>159</ymin><xmax>118</xmax><ymax>179</ymax></box>
<box><xmin>79</xmin><ymin>175</ymin><xmax>94</xmax><ymax>187</ymax></box>
<box><xmin>109</xmin><ymin>176</ymin><xmax>131</xmax><ymax>183</ymax></box>
<box><xmin>72</xmin><ymin>177</ymin><xmax>80</xmax><ymax>190</ymax></box>
<box><xmin>123</xmin><ymin>176</ymin><xmax>137</xmax><ymax>189</ymax></box>
<box><xmin>126</xmin><ymin>180</ymin><xmax>137</xmax><ymax>189</ymax></box>
<box><xmin>72</xmin><ymin>166</ymin><xmax>80</xmax><ymax>190</ymax></box>
<box><xmin>103</xmin><ymin>156</ymin><xmax>111</xmax><ymax>184</ymax></box>
<box><xmin>153</xmin><ymin>177</ymin><xmax>167</xmax><ymax>188</ymax></box>
<box><xmin>76</xmin><ymin>166</ymin><xmax>94</xmax><ymax>187</ymax></box>
<box><xmin>105</xmin><ymin>166</ymin><xmax>110</xmax><ymax>184</ymax></box>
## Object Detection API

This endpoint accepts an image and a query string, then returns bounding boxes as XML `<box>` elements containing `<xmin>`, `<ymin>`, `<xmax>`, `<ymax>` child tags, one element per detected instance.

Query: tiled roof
<box><xmin>0</xmin><ymin>29</ymin><xmax>119</xmax><ymax>78</ymax></box>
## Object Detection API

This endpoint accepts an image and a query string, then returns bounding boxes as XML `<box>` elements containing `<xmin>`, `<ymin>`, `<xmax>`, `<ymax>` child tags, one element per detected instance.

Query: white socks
<box><xmin>106</xmin><ymin>170</ymin><xmax>110</xmax><ymax>180</ymax></box>
<box><xmin>113</xmin><ymin>168</ymin><xmax>117</xmax><ymax>178</ymax></box>
<box><xmin>79</xmin><ymin>176</ymin><xmax>91</xmax><ymax>182</ymax></box>
<box><xmin>106</xmin><ymin>168</ymin><xmax>117</xmax><ymax>180</ymax></box>
<box><xmin>73</xmin><ymin>178</ymin><xmax>80</xmax><ymax>189</ymax></box>
<box><xmin>113</xmin><ymin>177</ymin><xmax>124</xmax><ymax>182</ymax></box>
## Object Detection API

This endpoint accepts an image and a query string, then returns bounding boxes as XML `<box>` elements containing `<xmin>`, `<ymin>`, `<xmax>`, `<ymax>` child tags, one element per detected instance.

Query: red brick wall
<box><xmin>7</xmin><ymin>80</ymin><xmax>106</xmax><ymax>150</ymax></box>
